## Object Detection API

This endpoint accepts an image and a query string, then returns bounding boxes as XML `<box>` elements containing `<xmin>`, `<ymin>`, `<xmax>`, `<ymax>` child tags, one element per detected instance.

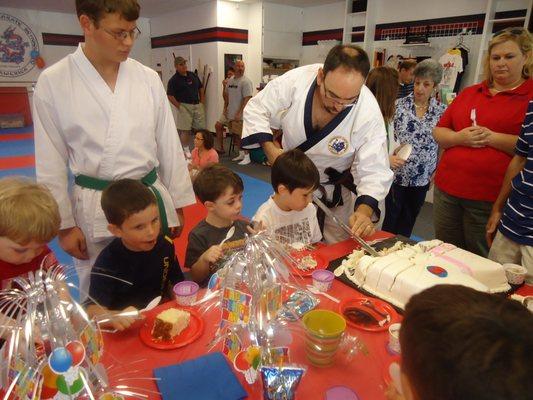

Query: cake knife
<box><xmin>313</xmin><ymin>196</ymin><xmax>380</xmax><ymax>257</ymax></box>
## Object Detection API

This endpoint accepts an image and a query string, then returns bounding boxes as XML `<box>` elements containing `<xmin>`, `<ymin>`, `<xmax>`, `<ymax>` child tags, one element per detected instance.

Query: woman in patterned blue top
<box><xmin>382</xmin><ymin>59</ymin><xmax>447</xmax><ymax>237</ymax></box>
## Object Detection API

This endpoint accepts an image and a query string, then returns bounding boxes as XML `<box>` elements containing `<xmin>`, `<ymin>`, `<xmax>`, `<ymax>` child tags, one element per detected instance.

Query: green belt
<box><xmin>74</xmin><ymin>168</ymin><xmax>169</xmax><ymax>235</ymax></box>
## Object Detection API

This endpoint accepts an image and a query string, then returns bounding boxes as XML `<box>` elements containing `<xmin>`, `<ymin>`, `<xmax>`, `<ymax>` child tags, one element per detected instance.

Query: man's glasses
<box><xmin>102</xmin><ymin>26</ymin><xmax>141</xmax><ymax>41</ymax></box>
<box><xmin>322</xmin><ymin>80</ymin><xmax>359</xmax><ymax>108</ymax></box>
<box><xmin>493</xmin><ymin>27</ymin><xmax>526</xmax><ymax>38</ymax></box>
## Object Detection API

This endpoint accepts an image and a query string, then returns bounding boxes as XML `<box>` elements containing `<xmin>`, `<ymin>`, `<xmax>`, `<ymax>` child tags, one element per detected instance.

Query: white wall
<box><xmin>0</xmin><ymin>6</ymin><xmax>150</xmax><ymax>85</ymax></box>
<box><xmin>262</xmin><ymin>2</ymin><xmax>303</xmax><ymax>60</ymax></box>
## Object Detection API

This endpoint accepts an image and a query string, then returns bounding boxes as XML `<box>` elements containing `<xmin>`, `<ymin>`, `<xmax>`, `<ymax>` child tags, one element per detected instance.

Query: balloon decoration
<box><xmin>0</xmin><ymin>257</ymin><xmax>156</xmax><ymax>399</ymax></box>
<box><xmin>195</xmin><ymin>232</ymin><xmax>367</xmax><ymax>399</ymax></box>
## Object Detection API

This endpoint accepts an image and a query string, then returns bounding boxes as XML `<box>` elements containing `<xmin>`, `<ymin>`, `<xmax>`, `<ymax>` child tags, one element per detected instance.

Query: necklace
<box><xmin>414</xmin><ymin>102</ymin><xmax>428</xmax><ymax>109</ymax></box>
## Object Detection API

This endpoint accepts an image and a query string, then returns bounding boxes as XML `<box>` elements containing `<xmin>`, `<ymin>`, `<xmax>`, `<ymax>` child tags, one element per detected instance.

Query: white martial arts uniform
<box><xmin>34</xmin><ymin>44</ymin><xmax>195</xmax><ymax>299</ymax></box>
<box><xmin>242</xmin><ymin>64</ymin><xmax>392</xmax><ymax>243</ymax></box>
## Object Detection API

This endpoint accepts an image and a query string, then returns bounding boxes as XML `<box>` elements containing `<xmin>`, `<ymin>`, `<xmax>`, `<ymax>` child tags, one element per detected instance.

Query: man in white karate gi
<box><xmin>242</xmin><ymin>45</ymin><xmax>393</xmax><ymax>243</ymax></box>
<box><xmin>33</xmin><ymin>0</ymin><xmax>195</xmax><ymax>300</ymax></box>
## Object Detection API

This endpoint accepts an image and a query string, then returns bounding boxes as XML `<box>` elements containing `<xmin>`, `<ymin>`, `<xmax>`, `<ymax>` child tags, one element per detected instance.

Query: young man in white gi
<box><xmin>33</xmin><ymin>0</ymin><xmax>195</xmax><ymax>300</ymax></box>
<box><xmin>242</xmin><ymin>45</ymin><xmax>393</xmax><ymax>243</ymax></box>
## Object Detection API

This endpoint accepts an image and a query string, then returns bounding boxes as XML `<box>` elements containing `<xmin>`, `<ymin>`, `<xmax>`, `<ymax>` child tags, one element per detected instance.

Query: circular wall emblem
<box><xmin>327</xmin><ymin>136</ymin><xmax>349</xmax><ymax>155</ymax></box>
<box><xmin>426</xmin><ymin>265</ymin><xmax>448</xmax><ymax>278</ymax></box>
<box><xmin>0</xmin><ymin>13</ymin><xmax>39</xmax><ymax>77</ymax></box>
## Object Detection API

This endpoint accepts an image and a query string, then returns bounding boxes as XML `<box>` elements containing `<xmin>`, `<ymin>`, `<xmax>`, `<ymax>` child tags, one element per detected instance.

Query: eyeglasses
<box><xmin>493</xmin><ymin>27</ymin><xmax>525</xmax><ymax>38</ymax></box>
<box><xmin>102</xmin><ymin>26</ymin><xmax>141</xmax><ymax>41</ymax></box>
<box><xmin>322</xmin><ymin>80</ymin><xmax>359</xmax><ymax>108</ymax></box>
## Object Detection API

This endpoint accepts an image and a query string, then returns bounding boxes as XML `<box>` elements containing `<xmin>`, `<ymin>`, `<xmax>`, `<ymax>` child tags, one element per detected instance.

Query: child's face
<box><xmin>279</xmin><ymin>186</ymin><xmax>315</xmax><ymax>212</ymax></box>
<box><xmin>110</xmin><ymin>204</ymin><xmax>161</xmax><ymax>252</ymax></box>
<box><xmin>0</xmin><ymin>237</ymin><xmax>46</xmax><ymax>265</ymax></box>
<box><xmin>209</xmin><ymin>187</ymin><xmax>243</xmax><ymax>222</ymax></box>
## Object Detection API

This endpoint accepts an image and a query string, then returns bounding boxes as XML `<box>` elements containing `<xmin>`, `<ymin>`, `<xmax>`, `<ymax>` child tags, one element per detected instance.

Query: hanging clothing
<box><xmin>439</xmin><ymin>50</ymin><xmax>463</xmax><ymax>90</ymax></box>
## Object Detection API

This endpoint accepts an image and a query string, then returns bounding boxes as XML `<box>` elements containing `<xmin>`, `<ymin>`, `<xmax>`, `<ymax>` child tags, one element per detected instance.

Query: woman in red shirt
<box><xmin>433</xmin><ymin>27</ymin><xmax>533</xmax><ymax>257</ymax></box>
<box><xmin>189</xmin><ymin>129</ymin><xmax>219</xmax><ymax>180</ymax></box>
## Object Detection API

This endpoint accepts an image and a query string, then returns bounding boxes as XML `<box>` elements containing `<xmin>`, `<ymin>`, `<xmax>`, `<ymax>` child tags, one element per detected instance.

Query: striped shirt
<box><xmin>397</xmin><ymin>82</ymin><xmax>414</xmax><ymax>99</ymax></box>
<box><xmin>499</xmin><ymin>100</ymin><xmax>533</xmax><ymax>246</ymax></box>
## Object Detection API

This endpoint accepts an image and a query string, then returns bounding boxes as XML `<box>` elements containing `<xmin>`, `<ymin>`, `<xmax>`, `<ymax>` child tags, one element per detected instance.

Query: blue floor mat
<box><xmin>238</xmin><ymin>172</ymin><xmax>272</xmax><ymax>219</ymax></box>
<box><xmin>0</xmin><ymin>139</ymin><xmax>34</xmax><ymax>157</ymax></box>
<box><xmin>0</xmin><ymin>125</ymin><xmax>33</xmax><ymax>135</ymax></box>
<box><xmin>0</xmin><ymin>166</ymin><xmax>35</xmax><ymax>178</ymax></box>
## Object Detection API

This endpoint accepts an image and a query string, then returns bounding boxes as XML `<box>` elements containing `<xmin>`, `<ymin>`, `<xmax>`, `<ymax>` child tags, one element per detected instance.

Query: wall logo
<box><xmin>0</xmin><ymin>13</ymin><xmax>39</xmax><ymax>77</ymax></box>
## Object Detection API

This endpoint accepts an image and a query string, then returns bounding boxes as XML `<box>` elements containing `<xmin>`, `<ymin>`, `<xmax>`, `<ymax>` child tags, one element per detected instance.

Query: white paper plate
<box><xmin>396</xmin><ymin>144</ymin><xmax>413</xmax><ymax>161</ymax></box>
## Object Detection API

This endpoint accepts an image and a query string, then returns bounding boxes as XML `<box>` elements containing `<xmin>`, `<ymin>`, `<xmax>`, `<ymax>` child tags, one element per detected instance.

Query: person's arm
<box><xmin>433</xmin><ymin>126</ymin><xmax>490</xmax><ymax>149</ymax></box>
<box><xmin>152</xmin><ymin>72</ymin><xmax>196</xmax><ymax>227</ymax></box>
<box><xmin>167</xmin><ymin>95</ymin><xmax>181</xmax><ymax>109</ymax></box>
<box><xmin>241</xmin><ymin>69</ymin><xmax>301</xmax><ymax>150</ymax></box>
<box><xmin>486</xmin><ymin>154</ymin><xmax>526</xmax><ymax>246</ymax></box>
<box><xmin>189</xmin><ymin>245</ymin><xmax>223</xmax><ymax>284</ymax></box>
<box><xmin>349</xmin><ymin>107</ymin><xmax>394</xmax><ymax>237</ymax></box>
<box><xmin>483</xmin><ymin>127</ymin><xmax>519</xmax><ymax>156</ymax></box>
<box><xmin>234</xmin><ymin>96</ymin><xmax>252</xmax><ymax>121</ymax></box>
<box><xmin>33</xmin><ymin>80</ymin><xmax>89</xmax><ymax>260</ymax></box>
<box><xmin>86</xmin><ymin>304</ymin><xmax>139</xmax><ymax>332</ymax></box>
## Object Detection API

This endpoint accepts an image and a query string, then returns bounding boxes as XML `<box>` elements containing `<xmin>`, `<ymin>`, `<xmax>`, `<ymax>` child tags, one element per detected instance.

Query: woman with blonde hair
<box><xmin>433</xmin><ymin>27</ymin><xmax>533</xmax><ymax>257</ymax></box>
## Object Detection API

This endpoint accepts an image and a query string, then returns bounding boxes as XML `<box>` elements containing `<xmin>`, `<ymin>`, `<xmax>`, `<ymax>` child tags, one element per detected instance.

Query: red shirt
<box><xmin>435</xmin><ymin>79</ymin><xmax>533</xmax><ymax>201</ymax></box>
<box><xmin>0</xmin><ymin>246</ymin><xmax>57</xmax><ymax>289</ymax></box>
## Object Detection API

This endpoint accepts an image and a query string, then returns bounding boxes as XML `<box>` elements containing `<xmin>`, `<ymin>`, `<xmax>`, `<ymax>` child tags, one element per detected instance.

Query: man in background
<box><xmin>397</xmin><ymin>59</ymin><xmax>416</xmax><ymax>98</ymax></box>
<box><xmin>167</xmin><ymin>56</ymin><xmax>205</xmax><ymax>158</ymax></box>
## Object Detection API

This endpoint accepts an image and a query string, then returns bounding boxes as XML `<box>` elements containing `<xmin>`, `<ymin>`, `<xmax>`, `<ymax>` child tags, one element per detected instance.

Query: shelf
<box><xmin>263</xmin><ymin>68</ymin><xmax>292</xmax><ymax>75</ymax></box>
<box><xmin>400</xmin><ymin>42</ymin><xmax>431</xmax><ymax>47</ymax></box>
<box><xmin>489</xmin><ymin>17</ymin><xmax>525</xmax><ymax>23</ymax></box>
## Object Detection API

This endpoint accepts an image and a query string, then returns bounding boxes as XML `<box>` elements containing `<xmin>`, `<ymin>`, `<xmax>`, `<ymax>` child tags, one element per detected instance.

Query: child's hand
<box><xmin>110</xmin><ymin>306</ymin><xmax>139</xmax><ymax>332</ymax></box>
<box><xmin>248</xmin><ymin>220</ymin><xmax>266</xmax><ymax>234</ymax></box>
<box><xmin>202</xmin><ymin>245</ymin><xmax>223</xmax><ymax>264</ymax></box>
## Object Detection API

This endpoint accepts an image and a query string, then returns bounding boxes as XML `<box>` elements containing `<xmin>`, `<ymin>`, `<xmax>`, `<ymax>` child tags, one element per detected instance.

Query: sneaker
<box><xmin>232</xmin><ymin>153</ymin><xmax>245</xmax><ymax>162</ymax></box>
<box><xmin>238</xmin><ymin>154</ymin><xmax>251</xmax><ymax>165</ymax></box>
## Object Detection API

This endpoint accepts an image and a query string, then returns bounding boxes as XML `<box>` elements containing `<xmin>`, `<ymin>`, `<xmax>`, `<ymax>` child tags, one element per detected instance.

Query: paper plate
<box><xmin>139</xmin><ymin>304</ymin><xmax>204</xmax><ymax>350</ymax></box>
<box><xmin>396</xmin><ymin>143</ymin><xmax>412</xmax><ymax>161</ymax></box>
<box><xmin>339</xmin><ymin>296</ymin><xmax>398</xmax><ymax>332</ymax></box>
<box><xmin>288</xmin><ymin>250</ymin><xmax>329</xmax><ymax>277</ymax></box>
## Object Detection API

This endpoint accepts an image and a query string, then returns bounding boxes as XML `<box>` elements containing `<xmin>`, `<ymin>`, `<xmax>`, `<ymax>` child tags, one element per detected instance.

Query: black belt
<box><xmin>316</xmin><ymin>167</ymin><xmax>358</xmax><ymax>232</ymax></box>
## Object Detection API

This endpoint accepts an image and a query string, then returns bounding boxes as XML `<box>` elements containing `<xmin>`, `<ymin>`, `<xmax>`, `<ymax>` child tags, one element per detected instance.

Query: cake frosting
<box><xmin>151</xmin><ymin>308</ymin><xmax>190</xmax><ymax>341</ymax></box>
<box><xmin>335</xmin><ymin>240</ymin><xmax>510</xmax><ymax>309</ymax></box>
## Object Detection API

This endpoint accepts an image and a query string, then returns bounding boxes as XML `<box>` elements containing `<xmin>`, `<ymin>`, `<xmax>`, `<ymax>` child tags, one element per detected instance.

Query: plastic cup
<box><xmin>388</xmin><ymin>323</ymin><xmax>401</xmax><ymax>354</ymax></box>
<box><xmin>503</xmin><ymin>264</ymin><xmax>527</xmax><ymax>285</ymax></box>
<box><xmin>312</xmin><ymin>270</ymin><xmax>335</xmax><ymax>292</ymax></box>
<box><xmin>173</xmin><ymin>281</ymin><xmax>199</xmax><ymax>306</ymax></box>
<box><xmin>302</xmin><ymin>309</ymin><xmax>346</xmax><ymax>367</ymax></box>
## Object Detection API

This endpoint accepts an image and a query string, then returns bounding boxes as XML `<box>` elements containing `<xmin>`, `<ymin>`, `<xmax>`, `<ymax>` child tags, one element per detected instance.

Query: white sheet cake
<box><xmin>335</xmin><ymin>240</ymin><xmax>510</xmax><ymax>309</ymax></box>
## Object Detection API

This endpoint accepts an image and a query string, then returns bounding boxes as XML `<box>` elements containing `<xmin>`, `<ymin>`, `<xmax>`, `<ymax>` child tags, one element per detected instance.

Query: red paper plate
<box><xmin>288</xmin><ymin>250</ymin><xmax>329</xmax><ymax>277</ymax></box>
<box><xmin>139</xmin><ymin>305</ymin><xmax>204</xmax><ymax>350</ymax></box>
<box><xmin>339</xmin><ymin>296</ymin><xmax>398</xmax><ymax>332</ymax></box>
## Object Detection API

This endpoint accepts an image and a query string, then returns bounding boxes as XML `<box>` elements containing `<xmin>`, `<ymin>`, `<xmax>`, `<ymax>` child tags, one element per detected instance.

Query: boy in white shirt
<box><xmin>253</xmin><ymin>149</ymin><xmax>322</xmax><ymax>246</ymax></box>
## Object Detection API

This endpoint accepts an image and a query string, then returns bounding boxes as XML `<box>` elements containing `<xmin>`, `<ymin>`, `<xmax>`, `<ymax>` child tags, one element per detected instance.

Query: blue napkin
<box><xmin>154</xmin><ymin>352</ymin><xmax>248</xmax><ymax>400</ymax></box>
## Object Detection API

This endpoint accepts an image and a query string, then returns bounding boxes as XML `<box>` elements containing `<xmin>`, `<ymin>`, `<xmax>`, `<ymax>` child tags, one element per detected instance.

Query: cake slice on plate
<box><xmin>151</xmin><ymin>308</ymin><xmax>190</xmax><ymax>341</ymax></box>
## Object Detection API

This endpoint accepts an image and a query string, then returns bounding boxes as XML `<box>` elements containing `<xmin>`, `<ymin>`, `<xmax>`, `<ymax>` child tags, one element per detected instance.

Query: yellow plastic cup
<box><xmin>302</xmin><ymin>309</ymin><xmax>346</xmax><ymax>367</ymax></box>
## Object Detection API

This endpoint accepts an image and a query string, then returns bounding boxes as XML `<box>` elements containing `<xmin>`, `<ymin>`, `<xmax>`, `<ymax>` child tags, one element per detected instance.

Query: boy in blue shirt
<box><xmin>87</xmin><ymin>179</ymin><xmax>184</xmax><ymax>331</ymax></box>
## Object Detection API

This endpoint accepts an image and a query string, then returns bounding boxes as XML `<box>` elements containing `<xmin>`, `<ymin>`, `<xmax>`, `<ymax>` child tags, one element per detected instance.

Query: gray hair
<box><xmin>414</xmin><ymin>59</ymin><xmax>443</xmax><ymax>85</ymax></box>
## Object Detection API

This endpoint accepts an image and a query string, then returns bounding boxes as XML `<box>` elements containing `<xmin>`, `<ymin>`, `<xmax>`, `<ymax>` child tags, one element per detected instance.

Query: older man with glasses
<box><xmin>241</xmin><ymin>45</ymin><xmax>393</xmax><ymax>243</ymax></box>
<box><xmin>33</xmin><ymin>0</ymin><xmax>195</xmax><ymax>300</ymax></box>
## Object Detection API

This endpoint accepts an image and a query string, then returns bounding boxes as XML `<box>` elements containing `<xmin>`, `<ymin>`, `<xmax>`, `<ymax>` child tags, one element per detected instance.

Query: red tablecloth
<box><xmin>101</xmin><ymin>232</ymin><xmax>533</xmax><ymax>399</ymax></box>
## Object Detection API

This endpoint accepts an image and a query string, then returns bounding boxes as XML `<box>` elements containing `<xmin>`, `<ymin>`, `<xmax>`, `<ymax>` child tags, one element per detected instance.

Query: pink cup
<box><xmin>173</xmin><ymin>281</ymin><xmax>199</xmax><ymax>306</ymax></box>
<box><xmin>312</xmin><ymin>270</ymin><xmax>335</xmax><ymax>293</ymax></box>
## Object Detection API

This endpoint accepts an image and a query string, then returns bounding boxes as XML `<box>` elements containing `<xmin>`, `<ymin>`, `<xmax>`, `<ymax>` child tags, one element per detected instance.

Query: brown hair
<box><xmin>323</xmin><ymin>44</ymin><xmax>370</xmax><ymax>78</ymax></box>
<box><xmin>366</xmin><ymin>66</ymin><xmax>399</xmax><ymax>124</ymax></box>
<box><xmin>398</xmin><ymin>59</ymin><xmax>417</xmax><ymax>71</ymax></box>
<box><xmin>195</xmin><ymin>129</ymin><xmax>214</xmax><ymax>150</ymax></box>
<box><xmin>101</xmin><ymin>179</ymin><xmax>156</xmax><ymax>226</ymax></box>
<box><xmin>484</xmin><ymin>27</ymin><xmax>533</xmax><ymax>83</ymax></box>
<box><xmin>76</xmin><ymin>0</ymin><xmax>140</xmax><ymax>25</ymax></box>
<box><xmin>401</xmin><ymin>284</ymin><xmax>533</xmax><ymax>400</ymax></box>
<box><xmin>271</xmin><ymin>149</ymin><xmax>320</xmax><ymax>193</ymax></box>
<box><xmin>0</xmin><ymin>177</ymin><xmax>60</xmax><ymax>244</ymax></box>
<box><xmin>193</xmin><ymin>164</ymin><xmax>243</xmax><ymax>203</ymax></box>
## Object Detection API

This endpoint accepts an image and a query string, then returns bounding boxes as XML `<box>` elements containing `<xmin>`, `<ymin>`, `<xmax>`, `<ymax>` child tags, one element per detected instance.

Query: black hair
<box><xmin>323</xmin><ymin>44</ymin><xmax>370</xmax><ymax>78</ymax></box>
<box><xmin>101</xmin><ymin>179</ymin><xmax>156</xmax><ymax>226</ymax></box>
<box><xmin>271</xmin><ymin>149</ymin><xmax>320</xmax><ymax>193</ymax></box>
